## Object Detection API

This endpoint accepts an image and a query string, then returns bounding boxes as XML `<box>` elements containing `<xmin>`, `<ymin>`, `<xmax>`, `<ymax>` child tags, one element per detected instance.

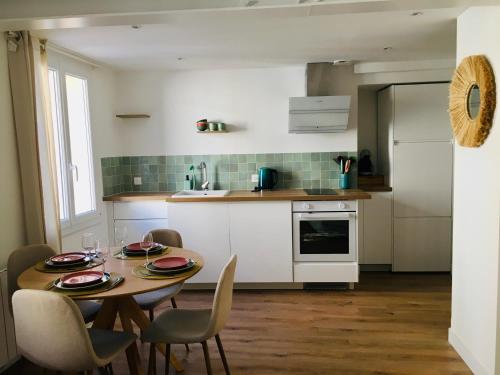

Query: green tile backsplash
<box><xmin>101</xmin><ymin>152</ymin><xmax>357</xmax><ymax>196</ymax></box>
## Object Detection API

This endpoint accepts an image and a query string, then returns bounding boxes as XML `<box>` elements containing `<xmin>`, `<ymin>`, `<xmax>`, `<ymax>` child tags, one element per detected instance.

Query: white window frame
<box><xmin>48</xmin><ymin>53</ymin><xmax>100</xmax><ymax>235</ymax></box>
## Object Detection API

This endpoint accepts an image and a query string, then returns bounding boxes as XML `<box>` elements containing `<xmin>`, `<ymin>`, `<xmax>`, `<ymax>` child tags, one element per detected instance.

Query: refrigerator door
<box><xmin>393</xmin><ymin>217</ymin><xmax>452</xmax><ymax>271</ymax></box>
<box><xmin>394</xmin><ymin>83</ymin><xmax>452</xmax><ymax>142</ymax></box>
<box><xmin>393</xmin><ymin>141</ymin><xmax>453</xmax><ymax>218</ymax></box>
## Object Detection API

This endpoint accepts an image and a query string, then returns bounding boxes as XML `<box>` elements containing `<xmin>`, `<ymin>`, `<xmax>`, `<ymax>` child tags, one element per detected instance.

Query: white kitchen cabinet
<box><xmin>393</xmin><ymin>142</ymin><xmax>453</xmax><ymax>218</ymax></box>
<box><xmin>111</xmin><ymin>201</ymin><xmax>169</xmax><ymax>245</ymax></box>
<box><xmin>378</xmin><ymin>82</ymin><xmax>453</xmax><ymax>272</ymax></box>
<box><xmin>394</xmin><ymin>83</ymin><xmax>452</xmax><ymax>142</ymax></box>
<box><xmin>393</xmin><ymin>217</ymin><xmax>452</xmax><ymax>272</ymax></box>
<box><xmin>168</xmin><ymin>203</ymin><xmax>231</xmax><ymax>283</ymax></box>
<box><xmin>114</xmin><ymin>201</ymin><xmax>168</xmax><ymax>220</ymax></box>
<box><xmin>229</xmin><ymin>202</ymin><xmax>292</xmax><ymax>282</ymax></box>
<box><xmin>360</xmin><ymin>192</ymin><xmax>392</xmax><ymax>264</ymax></box>
<box><xmin>114</xmin><ymin>219</ymin><xmax>169</xmax><ymax>244</ymax></box>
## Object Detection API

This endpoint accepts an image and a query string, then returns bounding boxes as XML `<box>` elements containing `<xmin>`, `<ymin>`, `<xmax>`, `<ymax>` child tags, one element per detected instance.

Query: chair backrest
<box><xmin>150</xmin><ymin>229</ymin><xmax>183</xmax><ymax>248</ymax></box>
<box><xmin>206</xmin><ymin>255</ymin><xmax>237</xmax><ymax>337</ymax></box>
<box><xmin>12</xmin><ymin>289</ymin><xmax>99</xmax><ymax>371</ymax></box>
<box><xmin>7</xmin><ymin>244</ymin><xmax>56</xmax><ymax>314</ymax></box>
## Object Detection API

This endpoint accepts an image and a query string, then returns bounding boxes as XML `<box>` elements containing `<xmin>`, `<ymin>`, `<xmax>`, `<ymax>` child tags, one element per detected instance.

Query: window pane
<box><xmin>48</xmin><ymin>69</ymin><xmax>69</xmax><ymax>221</ymax></box>
<box><xmin>65</xmin><ymin>74</ymin><xmax>96</xmax><ymax>216</ymax></box>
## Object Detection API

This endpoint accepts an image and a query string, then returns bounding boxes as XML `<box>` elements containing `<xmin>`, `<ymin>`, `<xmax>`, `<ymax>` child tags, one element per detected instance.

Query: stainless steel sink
<box><xmin>171</xmin><ymin>190</ymin><xmax>230</xmax><ymax>198</ymax></box>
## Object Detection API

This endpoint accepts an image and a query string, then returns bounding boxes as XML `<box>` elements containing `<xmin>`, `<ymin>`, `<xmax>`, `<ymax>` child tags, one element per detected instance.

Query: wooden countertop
<box><xmin>103</xmin><ymin>192</ymin><xmax>174</xmax><ymax>201</ymax></box>
<box><xmin>103</xmin><ymin>189</ymin><xmax>371</xmax><ymax>202</ymax></box>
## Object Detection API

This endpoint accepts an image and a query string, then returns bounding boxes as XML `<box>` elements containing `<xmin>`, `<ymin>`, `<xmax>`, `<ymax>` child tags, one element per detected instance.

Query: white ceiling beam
<box><xmin>354</xmin><ymin>59</ymin><xmax>456</xmax><ymax>74</ymax></box>
<box><xmin>0</xmin><ymin>0</ymin><xmax>497</xmax><ymax>31</ymax></box>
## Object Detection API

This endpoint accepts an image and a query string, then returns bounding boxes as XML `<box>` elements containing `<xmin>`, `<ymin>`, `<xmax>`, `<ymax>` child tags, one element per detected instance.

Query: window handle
<box><xmin>70</xmin><ymin>164</ymin><xmax>79</xmax><ymax>182</ymax></box>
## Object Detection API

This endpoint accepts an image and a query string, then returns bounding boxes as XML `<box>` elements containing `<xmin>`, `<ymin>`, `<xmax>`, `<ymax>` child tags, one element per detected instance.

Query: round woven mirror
<box><xmin>449</xmin><ymin>55</ymin><xmax>496</xmax><ymax>147</ymax></box>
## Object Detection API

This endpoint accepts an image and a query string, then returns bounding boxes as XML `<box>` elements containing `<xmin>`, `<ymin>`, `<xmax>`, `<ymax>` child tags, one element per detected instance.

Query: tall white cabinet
<box><xmin>359</xmin><ymin>192</ymin><xmax>393</xmax><ymax>265</ymax></box>
<box><xmin>378</xmin><ymin>83</ymin><xmax>453</xmax><ymax>272</ymax></box>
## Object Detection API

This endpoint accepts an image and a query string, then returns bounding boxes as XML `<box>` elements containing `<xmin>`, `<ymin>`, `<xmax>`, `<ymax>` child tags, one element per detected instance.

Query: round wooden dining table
<box><xmin>17</xmin><ymin>246</ymin><xmax>204</xmax><ymax>375</ymax></box>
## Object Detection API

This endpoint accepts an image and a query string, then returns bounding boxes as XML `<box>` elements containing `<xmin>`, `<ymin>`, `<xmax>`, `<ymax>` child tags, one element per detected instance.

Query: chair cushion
<box><xmin>141</xmin><ymin>308</ymin><xmax>212</xmax><ymax>344</ymax></box>
<box><xmin>76</xmin><ymin>300</ymin><xmax>101</xmax><ymax>323</ymax></box>
<box><xmin>133</xmin><ymin>284</ymin><xmax>183</xmax><ymax>311</ymax></box>
<box><xmin>88</xmin><ymin>328</ymin><xmax>137</xmax><ymax>361</ymax></box>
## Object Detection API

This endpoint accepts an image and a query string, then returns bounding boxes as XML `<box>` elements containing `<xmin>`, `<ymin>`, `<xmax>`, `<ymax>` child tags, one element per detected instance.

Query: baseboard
<box><xmin>359</xmin><ymin>264</ymin><xmax>392</xmax><ymax>272</ymax></box>
<box><xmin>448</xmin><ymin>328</ymin><xmax>489</xmax><ymax>375</ymax></box>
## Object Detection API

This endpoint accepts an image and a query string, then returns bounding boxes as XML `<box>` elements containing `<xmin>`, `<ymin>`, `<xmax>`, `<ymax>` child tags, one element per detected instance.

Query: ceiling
<box><xmin>30</xmin><ymin>2</ymin><xmax>483</xmax><ymax>71</ymax></box>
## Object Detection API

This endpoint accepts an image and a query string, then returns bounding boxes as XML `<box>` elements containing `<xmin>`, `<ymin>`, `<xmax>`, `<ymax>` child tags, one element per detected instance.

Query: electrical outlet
<box><xmin>251</xmin><ymin>174</ymin><xmax>258</xmax><ymax>183</ymax></box>
<box><xmin>133</xmin><ymin>177</ymin><xmax>142</xmax><ymax>185</ymax></box>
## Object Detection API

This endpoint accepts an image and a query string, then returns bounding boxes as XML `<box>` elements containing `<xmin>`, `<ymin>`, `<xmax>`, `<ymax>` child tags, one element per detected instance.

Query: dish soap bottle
<box><xmin>184</xmin><ymin>175</ymin><xmax>191</xmax><ymax>190</ymax></box>
<box><xmin>189</xmin><ymin>165</ymin><xmax>195</xmax><ymax>190</ymax></box>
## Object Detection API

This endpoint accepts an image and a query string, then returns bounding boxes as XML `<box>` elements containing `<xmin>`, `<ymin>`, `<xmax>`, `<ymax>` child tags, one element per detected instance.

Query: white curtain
<box><xmin>35</xmin><ymin>38</ymin><xmax>62</xmax><ymax>252</ymax></box>
<box><xmin>6</xmin><ymin>31</ymin><xmax>62</xmax><ymax>251</ymax></box>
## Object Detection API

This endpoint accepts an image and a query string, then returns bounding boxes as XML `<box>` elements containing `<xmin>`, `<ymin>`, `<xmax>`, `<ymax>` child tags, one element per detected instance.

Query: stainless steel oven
<box><xmin>293</xmin><ymin>201</ymin><xmax>356</xmax><ymax>262</ymax></box>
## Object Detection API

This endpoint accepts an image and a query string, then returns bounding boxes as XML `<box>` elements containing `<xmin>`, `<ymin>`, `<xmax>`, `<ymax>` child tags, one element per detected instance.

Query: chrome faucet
<box><xmin>199</xmin><ymin>162</ymin><xmax>209</xmax><ymax>190</ymax></box>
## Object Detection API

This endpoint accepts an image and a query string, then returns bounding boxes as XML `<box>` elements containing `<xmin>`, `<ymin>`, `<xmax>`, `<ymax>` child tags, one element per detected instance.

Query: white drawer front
<box><xmin>113</xmin><ymin>219</ymin><xmax>169</xmax><ymax>245</ymax></box>
<box><xmin>293</xmin><ymin>262</ymin><xmax>358</xmax><ymax>282</ymax></box>
<box><xmin>114</xmin><ymin>201</ymin><xmax>168</xmax><ymax>220</ymax></box>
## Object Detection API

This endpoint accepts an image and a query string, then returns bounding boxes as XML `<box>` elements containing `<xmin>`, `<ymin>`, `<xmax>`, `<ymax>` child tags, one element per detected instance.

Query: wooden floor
<box><xmin>6</xmin><ymin>272</ymin><xmax>471</xmax><ymax>375</ymax></box>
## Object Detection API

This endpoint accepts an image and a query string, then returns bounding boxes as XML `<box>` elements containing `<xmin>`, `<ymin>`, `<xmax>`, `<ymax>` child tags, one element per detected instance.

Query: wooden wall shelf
<box><xmin>197</xmin><ymin>130</ymin><xmax>228</xmax><ymax>133</ymax></box>
<box><xmin>116</xmin><ymin>114</ymin><xmax>151</xmax><ymax>119</ymax></box>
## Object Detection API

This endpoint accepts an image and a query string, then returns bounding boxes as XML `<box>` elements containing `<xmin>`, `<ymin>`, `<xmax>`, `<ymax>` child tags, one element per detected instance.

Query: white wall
<box><xmin>357</xmin><ymin>86</ymin><xmax>379</xmax><ymax>170</ymax></box>
<box><xmin>448</xmin><ymin>6</ymin><xmax>500</xmax><ymax>375</ymax></box>
<box><xmin>112</xmin><ymin>64</ymin><xmax>455</xmax><ymax>158</ymax></box>
<box><xmin>0</xmin><ymin>37</ymin><xmax>26</xmax><ymax>268</ymax></box>
<box><xmin>113</xmin><ymin>66</ymin><xmax>358</xmax><ymax>156</ymax></box>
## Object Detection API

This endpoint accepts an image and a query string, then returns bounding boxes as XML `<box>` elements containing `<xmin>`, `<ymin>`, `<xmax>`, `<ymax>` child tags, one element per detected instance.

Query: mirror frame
<box><xmin>449</xmin><ymin>55</ymin><xmax>496</xmax><ymax>147</ymax></box>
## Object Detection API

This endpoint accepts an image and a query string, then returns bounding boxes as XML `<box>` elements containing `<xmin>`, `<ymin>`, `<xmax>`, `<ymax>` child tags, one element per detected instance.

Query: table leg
<box><xmin>119</xmin><ymin>296</ymin><xmax>184</xmax><ymax>373</ymax></box>
<box><xmin>92</xmin><ymin>299</ymin><xmax>118</xmax><ymax>329</ymax></box>
<box><xmin>118</xmin><ymin>303</ymin><xmax>144</xmax><ymax>375</ymax></box>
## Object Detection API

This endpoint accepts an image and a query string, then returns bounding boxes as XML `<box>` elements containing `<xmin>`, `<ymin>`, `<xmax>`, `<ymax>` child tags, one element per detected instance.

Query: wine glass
<box><xmin>101</xmin><ymin>241</ymin><xmax>110</xmax><ymax>273</ymax></box>
<box><xmin>81</xmin><ymin>233</ymin><xmax>96</xmax><ymax>257</ymax></box>
<box><xmin>94</xmin><ymin>239</ymin><xmax>100</xmax><ymax>259</ymax></box>
<box><xmin>140</xmin><ymin>232</ymin><xmax>154</xmax><ymax>266</ymax></box>
<box><xmin>115</xmin><ymin>225</ymin><xmax>128</xmax><ymax>259</ymax></box>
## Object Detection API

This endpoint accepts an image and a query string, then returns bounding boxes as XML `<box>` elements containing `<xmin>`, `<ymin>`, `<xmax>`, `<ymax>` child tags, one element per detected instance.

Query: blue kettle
<box><xmin>258</xmin><ymin>167</ymin><xmax>278</xmax><ymax>190</ymax></box>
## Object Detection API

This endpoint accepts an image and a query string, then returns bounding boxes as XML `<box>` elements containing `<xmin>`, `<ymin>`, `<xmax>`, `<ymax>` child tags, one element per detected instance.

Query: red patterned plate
<box><xmin>126</xmin><ymin>242</ymin><xmax>161</xmax><ymax>251</ymax></box>
<box><xmin>60</xmin><ymin>270</ymin><xmax>104</xmax><ymax>288</ymax></box>
<box><xmin>49</xmin><ymin>252</ymin><xmax>87</xmax><ymax>265</ymax></box>
<box><xmin>152</xmin><ymin>257</ymin><xmax>190</xmax><ymax>270</ymax></box>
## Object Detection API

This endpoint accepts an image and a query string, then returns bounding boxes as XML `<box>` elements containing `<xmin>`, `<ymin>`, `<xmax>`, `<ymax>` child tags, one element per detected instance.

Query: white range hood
<box><xmin>288</xmin><ymin>95</ymin><xmax>350</xmax><ymax>133</ymax></box>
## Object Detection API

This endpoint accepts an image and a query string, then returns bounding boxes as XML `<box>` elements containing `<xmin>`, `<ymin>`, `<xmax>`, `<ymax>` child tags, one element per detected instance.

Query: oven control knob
<box><xmin>303</xmin><ymin>203</ymin><xmax>312</xmax><ymax>210</ymax></box>
<box><xmin>338</xmin><ymin>202</ymin><xmax>346</xmax><ymax>209</ymax></box>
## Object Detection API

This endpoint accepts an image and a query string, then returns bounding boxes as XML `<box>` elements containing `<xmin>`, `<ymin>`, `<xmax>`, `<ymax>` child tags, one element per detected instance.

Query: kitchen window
<box><xmin>47</xmin><ymin>58</ymin><xmax>97</xmax><ymax>231</ymax></box>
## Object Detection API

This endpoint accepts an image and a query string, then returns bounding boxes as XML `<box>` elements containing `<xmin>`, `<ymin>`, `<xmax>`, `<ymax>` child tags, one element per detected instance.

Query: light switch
<box><xmin>251</xmin><ymin>174</ymin><xmax>258</xmax><ymax>183</ymax></box>
<box><xmin>133</xmin><ymin>177</ymin><xmax>142</xmax><ymax>185</ymax></box>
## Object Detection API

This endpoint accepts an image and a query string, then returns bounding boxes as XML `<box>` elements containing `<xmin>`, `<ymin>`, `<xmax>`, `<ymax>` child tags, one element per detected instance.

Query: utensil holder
<box><xmin>340</xmin><ymin>173</ymin><xmax>351</xmax><ymax>189</ymax></box>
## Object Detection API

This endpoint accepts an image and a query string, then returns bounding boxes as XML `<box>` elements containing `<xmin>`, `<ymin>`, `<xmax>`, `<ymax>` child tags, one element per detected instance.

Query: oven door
<box><xmin>293</xmin><ymin>211</ymin><xmax>356</xmax><ymax>262</ymax></box>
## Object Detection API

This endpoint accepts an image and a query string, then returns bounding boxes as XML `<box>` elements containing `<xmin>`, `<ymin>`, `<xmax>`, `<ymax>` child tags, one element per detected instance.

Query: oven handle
<box><xmin>297</xmin><ymin>212</ymin><xmax>354</xmax><ymax>220</ymax></box>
